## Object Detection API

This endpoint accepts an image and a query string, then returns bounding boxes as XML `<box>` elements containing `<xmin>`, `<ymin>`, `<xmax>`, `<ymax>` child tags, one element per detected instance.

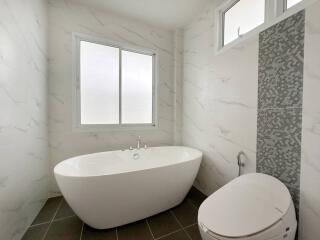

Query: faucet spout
<box><xmin>137</xmin><ymin>136</ymin><xmax>141</xmax><ymax>150</ymax></box>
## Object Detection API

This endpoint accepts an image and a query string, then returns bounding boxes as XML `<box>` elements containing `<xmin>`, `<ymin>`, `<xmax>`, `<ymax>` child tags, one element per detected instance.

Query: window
<box><xmin>218</xmin><ymin>0</ymin><xmax>305</xmax><ymax>49</ymax></box>
<box><xmin>73</xmin><ymin>34</ymin><xmax>156</xmax><ymax>129</ymax></box>
<box><xmin>223</xmin><ymin>0</ymin><xmax>265</xmax><ymax>46</ymax></box>
<box><xmin>286</xmin><ymin>0</ymin><xmax>303</xmax><ymax>9</ymax></box>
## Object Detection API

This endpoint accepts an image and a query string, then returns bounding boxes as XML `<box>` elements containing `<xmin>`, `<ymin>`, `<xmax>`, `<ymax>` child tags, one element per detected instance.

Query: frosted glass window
<box><xmin>76</xmin><ymin>36</ymin><xmax>156</xmax><ymax>127</ymax></box>
<box><xmin>80</xmin><ymin>41</ymin><xmax>119</xmax><ymax>124</ymax></box>
<box><xmin>287</xmin><ymin>0</ymin><xmax>302</xmax><ymax>9</ymax></box>
<box><xmin>223</xmin><ymin>0</ymin><xmax>265</xmax><ymax>46</ymax></box>
<box><xmin>121</xmin><ymin>51</ymin><xmax>153</xmax><ymax>124</ymax></box>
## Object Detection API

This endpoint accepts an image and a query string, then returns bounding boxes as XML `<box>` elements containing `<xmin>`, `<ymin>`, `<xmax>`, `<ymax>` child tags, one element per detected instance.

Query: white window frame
<box><xmin>216</xmin><ymin>0</ymin><xmax>307</xmax><ymax>52</ymax></box>
<box><xmin>72</xmin><ymin>32</ymin><xmax>159</xmax><ymax>132</ymax></box>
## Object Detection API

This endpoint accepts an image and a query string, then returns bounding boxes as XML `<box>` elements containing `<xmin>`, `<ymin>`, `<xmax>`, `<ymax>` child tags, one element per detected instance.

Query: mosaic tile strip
<box><xmin>257</xmin><ymin>108</ymin><xmax>302</xmax><ymax>208</ymax></box>
<box><xmin>257</xmin><ymin>11</ymin><xmax>305</xmax><ymax>212</ymax></box>
<box><xmin>258</xmin><ymin>10</ymin><xmax>305</xmax><ymax>110</ymax></box>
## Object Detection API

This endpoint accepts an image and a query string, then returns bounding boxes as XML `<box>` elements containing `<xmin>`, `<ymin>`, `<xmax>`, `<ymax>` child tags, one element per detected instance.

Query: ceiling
<box><xmin>71</xmin><ymin>0</ymin><xmax>212</xmax><ymax>30</ymax></box>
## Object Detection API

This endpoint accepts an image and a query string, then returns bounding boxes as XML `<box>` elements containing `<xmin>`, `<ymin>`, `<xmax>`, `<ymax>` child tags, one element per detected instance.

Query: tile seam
<box><xmin>41</xmin><ymin>197</ymin><xmax>64</xmax><ymax>240</ymax></box>
<box><xmin>79</xmin><ymin>222</ymin><xmax>84</xmax><ymax>240</ymax></box>
<box><xmin>146</xmin><ymin>219</ymin><xmax>156</xmax><ymax>240</ymax></box>
<box><xmin>169</xmin><ymin>210</ymin><xmax>193</xmax><ymax>240</ymax></box>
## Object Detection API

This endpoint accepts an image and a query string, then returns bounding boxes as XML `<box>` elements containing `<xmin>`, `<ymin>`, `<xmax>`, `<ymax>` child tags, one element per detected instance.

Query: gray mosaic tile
<box><xmin>258</xmin><ymin>10</ymin><xmax>305</xmax><ymax>110</ymax></box>
<box><xmin>257</xmin><ymin>108</ymin><xmax>302</xmax><ymax>210</ymax></box>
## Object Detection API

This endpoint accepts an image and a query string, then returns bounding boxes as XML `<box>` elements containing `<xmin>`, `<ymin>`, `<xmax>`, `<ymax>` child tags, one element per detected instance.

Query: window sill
<box><xmin>72</xmin><ymin>124</ymin><xmax>159</xmax><ymax>133</ymax></box>
<box><xmin>215</xmin><ymin>0</ymin><xmax>313</xmax><ymax>56</ymax></box>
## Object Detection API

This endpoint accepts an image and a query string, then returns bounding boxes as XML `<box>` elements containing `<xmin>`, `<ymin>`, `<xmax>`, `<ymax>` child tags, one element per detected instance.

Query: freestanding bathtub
<box><xmin>54</xmin><ymin>146</ymin><xmax>202</xmax><ymax>229</ymax></box>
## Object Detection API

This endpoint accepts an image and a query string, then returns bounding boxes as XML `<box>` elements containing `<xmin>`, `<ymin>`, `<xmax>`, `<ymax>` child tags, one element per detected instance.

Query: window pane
<box><xmin>224</xmin><ymin>0</ymin><xmax>265</xmax><ymax>46</ymax></box>
<box><xmin>287</xmin><ymin>0</ymin><xmax>302</xmax><ymax>9</ymax></box>
<box><xmin>80</xmin><ymin>41</ymin><xmax>119</xmax><ymax>124</ymax></box>
<box><xmin>121</xmin><ymin>50</ymin><xmax>153</xmax><ymax>124</ymax></box>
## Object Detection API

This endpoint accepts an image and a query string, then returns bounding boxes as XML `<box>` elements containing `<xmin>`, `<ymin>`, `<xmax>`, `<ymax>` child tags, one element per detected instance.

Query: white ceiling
<box><xmin>71</xmin><ymin>0</ymin><xmax>212</xmax><ymax>30</ymax></box>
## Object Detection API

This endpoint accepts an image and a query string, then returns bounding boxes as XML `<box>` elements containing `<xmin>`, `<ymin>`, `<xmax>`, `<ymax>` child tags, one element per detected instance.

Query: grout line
<box><xmin>183</xmin><ymin>223</ymin><xmax>198</xmax><ymax>229</ymax></box>
<box><xmin>79</xmin><ymin>222</ymin><xmax>84</xmax><ymax>240</ymax></box>
<box><xmin>30</xmin><ymin>221</ymin><xmax>51</xmax><ymax>228</ymax></box>
<box><xmin>169</xmin><ymin>210</ymin><xmax>183</xmax><ymax>228</ymax></box>
<box><xmin>154</xmin><ymin>229</ymin><xmax>182</xmax><ymax>240</ymax></box>
<box><xmin>183</xmin><ymin>228</ymin><xmax>194</xmax><ymax>240</ymax></box>
<box><xmin>169</xmin><ymin>211</ymin><xmax>193</xmax><ymax>240</ymax></box>
<box><xmin>146</xmin><ymin>219</ymin><xmax>155</xmax><ymax>239</ymax></box>
<box><xmin>116</xmin><ymin>227</ymin><xmax>119</xmax><ymax>240</ymax></box>
<box><xmin>53</xmin><ymin>215</ymin><xmax>77</xmax><ymax>222</ymax></box>
<box><xmin>41</xmin><ymin>197</ymin><xmax>64</xmax><ymax>240</ymax></box>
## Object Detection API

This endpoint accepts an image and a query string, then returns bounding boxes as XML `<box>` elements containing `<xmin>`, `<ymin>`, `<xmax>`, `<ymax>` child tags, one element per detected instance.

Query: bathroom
<box><xmin>1</xmin><ymin>0</ymin><xmax>319</xmax><ymax>239</ymax></box>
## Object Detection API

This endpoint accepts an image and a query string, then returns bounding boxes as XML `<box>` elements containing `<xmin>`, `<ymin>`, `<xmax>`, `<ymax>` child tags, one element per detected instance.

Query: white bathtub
<box><xmin>54</xmin><ymin>146</ymin><xmax>202</xmax><ymax>229</ymax></box>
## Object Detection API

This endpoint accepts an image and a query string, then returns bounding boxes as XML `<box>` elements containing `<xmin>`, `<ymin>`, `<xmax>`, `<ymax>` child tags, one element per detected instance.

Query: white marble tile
<box><xmin>48</xmin><ymin>0</ymin><xmax>176</xmax><ymax>194</ymax></box>
<box><xmin>182</xmin><ymin>1</ymin><xmax>258</xmax><ymax>195</ymax></box>
<box><xmin>0</xmin><ymin>0</ymin><xmax>49</xmax><ymax>239</ymax></box>
<box><xmin>300</xmin><ymin>2</ymin><xmax>320</xmax><ymax>239</ymax></box>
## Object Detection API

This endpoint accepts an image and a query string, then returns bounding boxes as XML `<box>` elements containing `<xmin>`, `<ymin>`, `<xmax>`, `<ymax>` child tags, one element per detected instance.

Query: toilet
<box><xmin>198</xmin><ymin>173</ymin><xmax>297</xmax><ymax>240</ymax></box>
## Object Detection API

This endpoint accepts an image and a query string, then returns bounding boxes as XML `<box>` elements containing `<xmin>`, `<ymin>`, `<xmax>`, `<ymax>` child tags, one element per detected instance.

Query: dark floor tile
<box><xmin>148</xmin><ymin>211</ymin><xmax>181</xmax><ymax>238</ymax></box>
<box><xmin>55</xmin><ymin>199</ymin><xmax>75</xmax><ymax>220</ymax></box>
<box><xmin>82</xmin><ymin>225</ymin><xmax>117</xmax><ymax>240</ymax></box>
<box><xmin>44</xmin><ymin>216</ymin><xmax>83</xmax><ymax>240</ymax></box>
<box><xmin>118</xmin><ymin>220</ymin><xmax>153</xmax><ymax>240</ymax></box>
<box><xmin>187</xmin><ymin>187</ymin><xmax>207</xmax><ymax>208</ymax></box>
<box><xmin>185</xmin><ymin>225</ymin><xmax>201</xmax><ymax>240</ymax></box>
<box><xmin>32</xmin><ymin>197</ymin><xmax>62</xmax><ymax>225</ymax></box>
<box><xmin>158</xmin><ymin>230</ymin><xmax>190</xmax><ymax>240</ymax></box>
<box><xmin>22</xmin><ymin>223</ymin><xmax>49</xmax><ymax>240</ymax></box>
<box><xmin>172</xmin><ymin>200</ymin><xmax>198</xmax><ymax>227</ymax></box>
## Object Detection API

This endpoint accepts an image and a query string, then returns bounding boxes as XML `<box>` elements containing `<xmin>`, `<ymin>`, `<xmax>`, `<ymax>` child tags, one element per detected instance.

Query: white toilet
<box><xmin>198</xmin><ymin>173</ymin><xmax>297</xmax><ymax>240</ymax></box>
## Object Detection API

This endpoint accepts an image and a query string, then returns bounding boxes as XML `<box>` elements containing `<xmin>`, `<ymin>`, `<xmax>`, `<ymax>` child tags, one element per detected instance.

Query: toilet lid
<box><xmin>198</xmin><ymin>173</ymin><xmax>291</xmax><ymax>238</ymax></box>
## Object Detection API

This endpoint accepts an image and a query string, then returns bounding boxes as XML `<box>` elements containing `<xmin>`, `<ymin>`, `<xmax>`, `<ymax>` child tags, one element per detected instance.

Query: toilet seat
<box><xmin>198</xmin><ymin>173</ymin><xmax>293</xmax><ymax>239</ymax></box>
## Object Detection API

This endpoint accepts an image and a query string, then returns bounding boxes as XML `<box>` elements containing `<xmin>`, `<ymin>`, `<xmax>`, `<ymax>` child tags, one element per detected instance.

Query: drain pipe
<box><xmin>237</xmin><ymin>151</ymin><xmax>246</xmax><ymax>176</ymax></box>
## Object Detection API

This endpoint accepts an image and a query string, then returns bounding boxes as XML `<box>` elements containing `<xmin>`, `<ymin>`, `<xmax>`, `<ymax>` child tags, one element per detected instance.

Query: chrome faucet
<box><xmin>129</xmin><ymin>136</ymin><xmax>147</xmax><ymax>150</ymax></box>
<box><xmin>137</xmin><ymin>136</ymin><xmax>142</xmax><ymax>150</ymax></box>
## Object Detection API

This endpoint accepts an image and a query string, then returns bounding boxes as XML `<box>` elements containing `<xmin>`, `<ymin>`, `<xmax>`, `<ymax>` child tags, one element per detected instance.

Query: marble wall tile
<box><xmin>183</xmin><ymin>1</ymin><xmax>319</xmax><ymax>240</ymax></box>
<box><xmin>299</xmin><ymin>2</ymin><xmax>320</xmax><ymax>239</ymax></box>
<box><xmin>48</xmin><ymin>0</ymin><xmax>175</xmax><ymax>194</ymax></box>
<box><xmin>0</xmin><ymin>0</ymin><xmax>49</xmax><ymax>239</ymax></box>
<box><xmin>173</xmin><ymin>30</ymin><xmax>183</xmax><ymax>145</ymax></box>
<box><xmin>182</xmin><ymin>1</ymin><xmax>258</xmax><ymax>195</ymax></box>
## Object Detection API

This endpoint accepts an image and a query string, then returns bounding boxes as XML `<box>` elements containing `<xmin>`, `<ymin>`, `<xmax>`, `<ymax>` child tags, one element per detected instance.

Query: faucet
<box><xmin>129</xmin><ymin>136</ymin><xmax>147</xmax><ymax>150</ymax></box>
<box><xmin>137</xmin><ymin>136</ymin><xmax>142</xmax><ymax>150</ymax></box>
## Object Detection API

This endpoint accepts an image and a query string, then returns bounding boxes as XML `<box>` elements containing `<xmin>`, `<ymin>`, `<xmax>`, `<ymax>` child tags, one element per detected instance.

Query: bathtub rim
<box><xmin>54</xmin><ymin>146</ymin><xmax>203</xmax><ymax>179</ymax></box>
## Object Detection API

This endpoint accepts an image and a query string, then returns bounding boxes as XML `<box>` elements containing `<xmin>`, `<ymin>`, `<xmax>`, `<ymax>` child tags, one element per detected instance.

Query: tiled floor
<box><xmin>22</xmin><ymin>187</ymin><xmax>207</xmax><ymax>240</ymax></box>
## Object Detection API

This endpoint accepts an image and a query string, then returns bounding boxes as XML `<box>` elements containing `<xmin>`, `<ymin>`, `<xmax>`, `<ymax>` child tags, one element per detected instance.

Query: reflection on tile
<box><xmin>148</xmin><ymin>211</ymin><xmax>180</xmax><ymax>238</ymax></box>
<box><xmin>32</xmin><ymin>197</ymin><xmax>62</xmax><ymax>225</ymax></box>
<box><xmin>82</xmin><ymin>225</ymin><xmax>117</xmax><ymax>240</ymax></box>
<box><xmin>44</xmin><ymin>216</ymin><xmax>82</xmax><ymax>240</ymax></box>
<box><xmin>117</xmin><ymin>220</ymin><xmax>153</xmax><ymax>240</ymax></box>
<box><xmin>22</xmin><ymin>224</ymin><xmax>49</xmax><ymax>240</ymax></box>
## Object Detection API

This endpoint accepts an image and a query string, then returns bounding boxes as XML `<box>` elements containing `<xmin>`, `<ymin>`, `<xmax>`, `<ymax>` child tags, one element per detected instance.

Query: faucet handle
<box><xmin>129</xmin><ymin>146</ymin><xmax>134</xmax><ymax>150</ymax></box>
<box><xmin>144</xmin><ymin>144</ymin><xmax>148</xmax><ymax>149</ymax></box>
